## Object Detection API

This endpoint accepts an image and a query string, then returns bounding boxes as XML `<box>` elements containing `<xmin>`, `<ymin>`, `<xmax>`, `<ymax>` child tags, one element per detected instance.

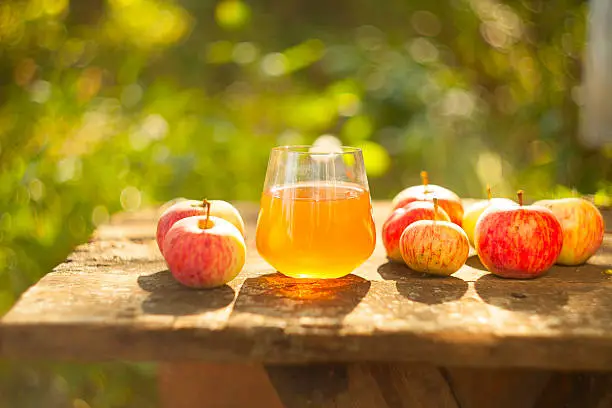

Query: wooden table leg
<box><xmin>158</xmin><ymin>362</ymin><xmax>284</xmax><ymax>408</ymax></box>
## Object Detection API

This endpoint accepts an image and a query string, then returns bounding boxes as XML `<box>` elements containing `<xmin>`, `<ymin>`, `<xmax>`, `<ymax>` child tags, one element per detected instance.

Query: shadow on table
<box><xmin>137</xmin><ymin>270</ymin><xmax>236</xmax><ymax>316</ymax></box>
<box><xmin>232</xmin><ymin>272</ymin><xmax>370</xmax><ymax>319</ymax></box>
<box><xmin>378</xmin><ymin>262</ymin><xmax>468</xmax><ymax>304</ymax></box>
<box><xmin>475</xmin><ymin>274</ymin><xmax>569</xmax><ymax>314</ymax></box>
<box><xmin>468</xmin><ymin>253</ymin><xmax>612</xmax><ymax>282</ymax></box>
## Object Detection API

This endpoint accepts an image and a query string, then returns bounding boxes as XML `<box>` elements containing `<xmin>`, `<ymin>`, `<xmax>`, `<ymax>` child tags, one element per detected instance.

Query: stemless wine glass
<box><xmin>256</xmin><ymin>145</ymin><xmax>376</xmax><ymax>279</ymax></box>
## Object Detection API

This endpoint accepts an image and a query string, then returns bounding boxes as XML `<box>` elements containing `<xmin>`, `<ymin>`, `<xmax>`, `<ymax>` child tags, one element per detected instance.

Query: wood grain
<box><xmin>158</xmin><ymin>363</ymin><xmax>283</xmax><ymax>408</ymax></box>
<box><xmin>443</xmin><ymin>367</ymin><xmax>551</xmax><ymax>408</ymax></box>
<box><xmin>266</xmin><ymin>363</ymin><xmax>458</xmax><ymax>408</ymax></box>
<box><xmin>1</xmin><ymin>202</ymin><xmax>611</xmax><ymax>371</ymax></box>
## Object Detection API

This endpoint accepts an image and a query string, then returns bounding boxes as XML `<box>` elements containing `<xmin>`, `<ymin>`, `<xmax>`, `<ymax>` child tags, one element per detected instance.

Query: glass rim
<box><xmin>271</xmin><ymin>145</ymin><xmax>362</xmax><ymax>155</ymax></box>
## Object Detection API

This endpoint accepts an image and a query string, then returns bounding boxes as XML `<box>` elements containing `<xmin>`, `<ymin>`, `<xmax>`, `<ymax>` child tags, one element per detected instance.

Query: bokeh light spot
<box><xmin>441</xmin><ymin>89</ymin><xmax>476</xmax><ymax>117</ymax></box>
<box><xmin>120</xmin><ymin>186</ymin><xmax>142</xmax><ymax>211</ymax></box>
<box><xmin>43</xmin><ymin>0</ymin><xmax>68</xmax><ymax>16</ymax></box>
<box><xmin>108</xmin><ymin>0</ymin><xmax>190</xmax><ymax>48</ymax></box>
<box><xmin>312</xmin><ymin>134</ymin><xmax>342</xmax><ymax>153</ymax></box>
<box><xmin>411</xmin><ymin>11</ymin><xmax>442</xmax><ymax>37</ymax></box>
<box><xmin>130</xmin><ymin>114</ymin><xmax>168</xmax><ymax>150</ymax></box>
<box><xmin>283</xmin><ymin>39</ymin><xmax>325</xmax><ymax>73</ymax></box>
<box><xmin>29</xmin><ymin>80</ymin><xmax>51</xmax><ymax>103</ymax></box>
<box><xmin>593</xmin><ymin>191</ymin><xmax>612</xmax><ymax>207</ymax></box>
<box><xmin>357</xmin><ymin>141</ymin><xmax>390</xmax><ymax>177</ymax></box>
<box><xmin>261</xmin><ymin>53</ymin><xmax>287</xmax><ymax>76</ymax></box>
<box><xmin>336</xmin><ymin>93</ymin><xmax>361</xmax><ymax>117</ymax></box>
<box><xmin>481</xmin><ymin>21</ymin><xmax>509</xmax><ymax>49</ymax></box>
<box><xmin>342</xmin><ymin>116</ymin><xmax>373</xmax><ymax>143</ymax></box>
<box><xmin>408</xmin><ymin>37</ymin><xmax>439</xmax><ymax>64</ymax></box>
<box><xmin>56</xmin><ymin>157</ymin><xmax>82</xmax><ymax>183</ymax></box>
<box><xmin>121</xmin><ymin>83</ymin><xmax>143</xmax><ymax>108</ymax></box>
<box><xmin>232</xmin><ymin>42</ymin><xmax>258</xmax><ymax>64</ymax></box>
<box><xmin>142</xmin><ymin>114</ymin><xmax>168</xmax><ymax>140</ymax></box>
<box><xmin>215</xmin><ymin>0</ymin><xmax>250</xmax><ymax>30</ymax></box>
<box><xmin>28</xmin><ymin>179</ymin><xmax>45</xmax><ymax>202</ymax></box>
<box><xmin>92</xmin><ymin>205</ymin><xmax>110</xmax><ymax>226</ymax></box>
<box><xmin>476</xmin><ymin>152</ymin><xmax>503</xmax><ymax>188</ymax></box>
<box><xmin>355</xmin><ymin>25</ymin><xmax>385</xmax><ymax>51</ymax></box>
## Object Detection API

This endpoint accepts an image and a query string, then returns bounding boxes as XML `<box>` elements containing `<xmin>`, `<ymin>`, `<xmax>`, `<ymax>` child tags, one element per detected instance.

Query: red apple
<box><xmin>462</xmin><ymin>186</ymin><xmax>516</xmax><ymax>246</ymax></box>
<box><xmin>163</xmin><ymin>215</ymin><xmax>246</xmax><ymax>288</ymax></box>
<box><xmin>391</xmin><ymin>171</ymin><xmax>464</xmax><ymax>226</ymax></box>
<box><xmin>399</xmin><ymin>209</ymin><xmax>470</xmax><ymax>276</ymax></box>
<box><xmin>533</xmin><ymin>197</ymin><xmax>604</xmax><ymax>265</ymax></box>
<box><xmin>475</xmin><ymin>191</ymin><xmax>563</xmax><ymax>279</ymax></box>
<box><xmin>157</xmin><ymin>199</ymin><xmax>245</xmax><ymax>255</ymax></box>
<box><xmin>382</xmin><ymin>201</ymin><xmax>450</xmax><ymax>262</ymax></box>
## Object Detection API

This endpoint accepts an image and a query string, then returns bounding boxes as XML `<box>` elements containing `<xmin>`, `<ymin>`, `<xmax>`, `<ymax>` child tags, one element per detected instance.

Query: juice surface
<box><xmin>256</xmin><ymin>182</ymin><xmax>376</xmax><ymax>279</ymax></box>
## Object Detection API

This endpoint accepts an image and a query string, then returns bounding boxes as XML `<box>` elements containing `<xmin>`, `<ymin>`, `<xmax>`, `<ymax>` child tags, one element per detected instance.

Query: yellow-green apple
<box><xmin>157</xmin><ymin>199</ymin><xmax>245</xmax><ymax>255</ymax></box>
<box><xmin>475</xmin><ymin>191</ymin><xmax>563</xmax><ymax>279</ymax></box>
<box><xmin>392</xmin><ymin>171</ymin><xmax>464</xmax><ymax>226</ymax></box>
<box><xmin>533</xmin><ymin>197</ymin><xmax>604</xmax><ymax>265</ymax></box>
<box><xmin>399</xmin><ymin>199</ymin><xmax>469</xmax><ymax>275</ymax></box>
<box><xmin>383</xmin><ymin>201</ymin><xmax>450</xmax><ymax>262</ymax></box>
<box><xmin>163</xmin><ymin>214</ymin><xmax>246</xmax><ymax>288</ymax></box>
<box><xmin>462</xmin><ymin>186</ymin><xmax>516</xmax><ymax>246</ymax></box>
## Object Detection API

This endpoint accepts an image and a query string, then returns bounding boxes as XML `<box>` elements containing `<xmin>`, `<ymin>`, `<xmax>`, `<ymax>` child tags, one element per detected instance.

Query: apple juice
<box><xmin>256</xmin><ymin>182</ymin><xmax>376</xmax><ymax>279</ymax></box>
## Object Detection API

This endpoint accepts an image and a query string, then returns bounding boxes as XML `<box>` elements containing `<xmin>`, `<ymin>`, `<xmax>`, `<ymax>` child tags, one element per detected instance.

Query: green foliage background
<box><xmin>0</xmin><ymin>0</ymin><xmax>611</xmax><ymax>406</ymax></box>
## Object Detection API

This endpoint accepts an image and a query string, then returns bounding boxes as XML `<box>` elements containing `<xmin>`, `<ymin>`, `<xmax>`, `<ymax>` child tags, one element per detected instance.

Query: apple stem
<box><xmin>203</xmin><ymin>199</ymin><xmax>211</xmax><ymax>225</ymax></box>
<box><xmin>486</xmin><ymin>184</ymin><xmax>491</xmax><ymax>201</ymax></box>
<box><xmin>433</xmin><ymin>197</ymin><xmax>438</xmax><ymax>223</ymax></box>
<box><xmin>421</xmin><ymin>170</ymin><xmax>429</xmax><ymax>193</ymax></box>
<box><xmin>517</xmin><ymin>190</ymin><xmax>524</xmax><ymax>206</ymax></box>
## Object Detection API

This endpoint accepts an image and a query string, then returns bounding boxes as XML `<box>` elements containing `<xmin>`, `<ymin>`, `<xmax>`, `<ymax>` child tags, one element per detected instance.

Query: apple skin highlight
<box><xmin>156</xmin><ymin>199</ymin><xmax>246</xmax><ymax>255</ymax></box>
<box><xmin>392</xmin><ymin>171</ymin><xmax>464</xmax><ymax>227</ymax></box>
<box><xmin>392</xmin><ymin>185</ymin><xmax>464</xmax><ymax>227</ymax></box>
<box><xmin>462</xmin><ymin>198</ymin><xmax>516</xmax><ymax>246</ymax></box>
<box><xmin>475</xmin><ymin>202</ymin><xmax>563</xmax><ymax>279</ymax></box>
<box><xmin>163</xmin><ymin>216</ymin><xmax>246</xmax><ymax>288</ymax></box>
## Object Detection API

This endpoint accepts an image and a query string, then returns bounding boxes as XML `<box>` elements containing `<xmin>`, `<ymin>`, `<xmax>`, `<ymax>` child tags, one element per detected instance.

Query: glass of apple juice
<box><xmin>256</xmin><ymin>145</ymin><xmax>376</xmax><ymax>279</ymax></box>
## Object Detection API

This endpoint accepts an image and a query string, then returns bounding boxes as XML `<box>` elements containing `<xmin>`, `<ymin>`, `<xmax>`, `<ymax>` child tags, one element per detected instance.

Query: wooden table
<box><xmin>2</xmin><ymin>201</ymin><xmax>612</xmax><ymax>408</ymax></box>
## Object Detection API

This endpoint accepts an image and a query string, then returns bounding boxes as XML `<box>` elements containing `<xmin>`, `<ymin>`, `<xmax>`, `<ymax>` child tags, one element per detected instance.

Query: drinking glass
<box><xmin>256</xmin><ymin>145</ymin><xmax>376</xmax><ymax>279</ymax></box>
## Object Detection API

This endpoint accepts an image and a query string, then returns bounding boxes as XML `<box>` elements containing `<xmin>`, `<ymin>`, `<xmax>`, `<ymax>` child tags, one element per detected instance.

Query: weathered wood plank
<box><xmin>158</xmin><ymin>363</ymin><xmax>283</xmax><ymax>408</ymax></box>
<box><xmin>266</xmin><ymin>363</ymin><xmax>459</xmax><ymax>408</ymax></box>
<box><xmin>534</xmin><ymin>371</ymin><xmax>612</xmax><ymax>408</ymax></box>
<box><xmin>1</xmin><ymin>202</ymin><xmax>611</xmax><ymax>370</ymax></box>
<box><xmin>443</xmin><ymin>367</ymin><xmax>551</xmax><ymax>408</ymax></box>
